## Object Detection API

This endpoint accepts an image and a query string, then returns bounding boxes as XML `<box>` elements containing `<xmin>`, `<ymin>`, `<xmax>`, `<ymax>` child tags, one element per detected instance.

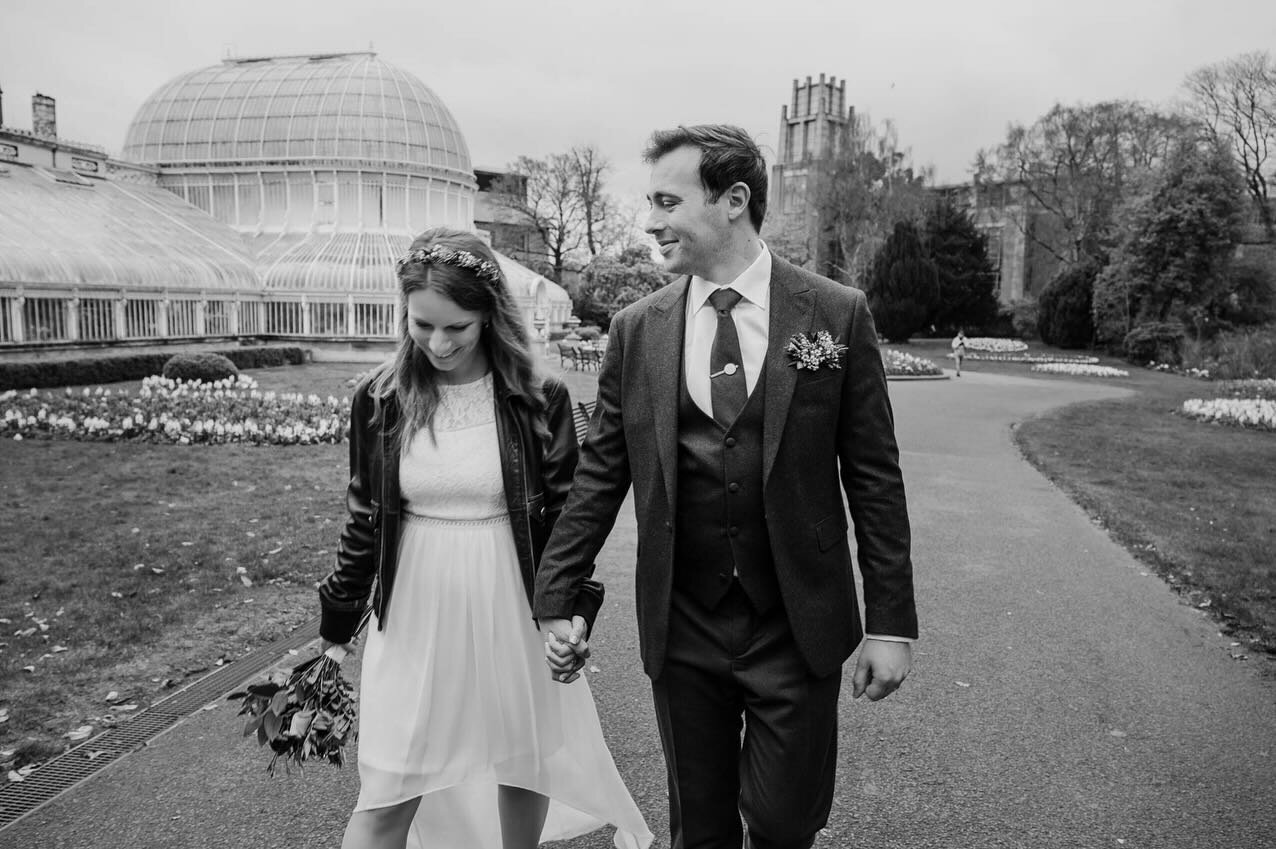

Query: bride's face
<box><xmin>406</xmin><ymin>287</ymin><xmax>488</xmax><ymax>384</ymax></box>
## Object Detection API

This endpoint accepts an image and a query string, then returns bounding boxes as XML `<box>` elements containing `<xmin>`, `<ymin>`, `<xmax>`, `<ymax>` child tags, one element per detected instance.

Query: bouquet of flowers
<box><xmin>228</xmin><ymin>644</ymin><xmax>357</xmax><ymax>775</ymax></box>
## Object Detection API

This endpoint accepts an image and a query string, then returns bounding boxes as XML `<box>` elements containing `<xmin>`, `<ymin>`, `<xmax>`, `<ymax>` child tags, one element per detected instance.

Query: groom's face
<box><xmin>645</xmin><ymin>145</ymin><xmax>730</xmax><ymax>278</ymax></box>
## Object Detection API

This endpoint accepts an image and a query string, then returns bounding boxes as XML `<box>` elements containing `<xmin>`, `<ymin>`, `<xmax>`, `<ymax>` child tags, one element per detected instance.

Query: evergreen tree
<box><xmin>865</xmin><ymin>221</ymin><xmax>940</xmax><ymax>342</ymax></box>
<box><xmin>924</xmin><ymin>198</ymin><xmax>1000</xmax><ymax>334</ymax></box>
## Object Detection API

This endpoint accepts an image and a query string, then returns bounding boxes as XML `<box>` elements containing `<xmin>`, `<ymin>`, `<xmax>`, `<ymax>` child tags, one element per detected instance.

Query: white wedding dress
<box><xmin>354</xmin><ymin>373</ymin><xmax>652</xmax><ymax>849</ymax></box>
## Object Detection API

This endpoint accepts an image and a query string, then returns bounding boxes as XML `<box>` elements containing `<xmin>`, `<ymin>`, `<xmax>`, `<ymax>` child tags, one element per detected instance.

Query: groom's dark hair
<box><xmin>644</xmin><ymin>125</ymin><xmax>768</xmax><ymax>232</ymax></box>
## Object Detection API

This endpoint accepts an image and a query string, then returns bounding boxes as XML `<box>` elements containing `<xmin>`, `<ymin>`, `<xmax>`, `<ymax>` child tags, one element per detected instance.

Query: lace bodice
<box><xmin>399</xmin><ymin>374</ymin><xmax>506</xmax><ymax>520</ymax></box>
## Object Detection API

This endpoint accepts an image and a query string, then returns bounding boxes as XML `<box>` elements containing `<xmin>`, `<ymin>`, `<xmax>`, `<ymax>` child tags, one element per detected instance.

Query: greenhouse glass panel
<box><xmin>237</xmin><ymin>179</ymin><xmax>262</xmax><ymax>229</ymax></box>
<box><xmin>124</xmin><ymin>299</ymin><xmax>159</xmax><ymax>339</ymax></box>
<box><xmin>206</xmin><ymin>300</ymin><xmax>233</xmax><ymax>335</ymax></box>
<box><xmin>169</xmin><ymin>300</ymin><xmax>198</xmax><ymax>336</ymax></box>
<box><xmin>77</xmin><ymin>298</ymin><xmax>116</xmax><ymax>342</ymax></box>
<box><xmin>337</xmin><ymin>173</ymin><xmax>360</xmax><ymax>229</ymax></box>
<box><xmin>261</xmin><ymin>174</ymin><xmax>287</xmax><ymax>229</ymax></box>
<box><xmin>24</xmin><ymin>298</ymin><xmax>68</xmax><ymax>342</ymax></box>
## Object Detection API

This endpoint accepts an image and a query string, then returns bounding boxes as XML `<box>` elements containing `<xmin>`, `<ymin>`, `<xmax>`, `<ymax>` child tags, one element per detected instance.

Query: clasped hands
<box><xmin>538</xmin><ymin>616</ymin><xmax>590</xmax><ymax>684</ymax></box>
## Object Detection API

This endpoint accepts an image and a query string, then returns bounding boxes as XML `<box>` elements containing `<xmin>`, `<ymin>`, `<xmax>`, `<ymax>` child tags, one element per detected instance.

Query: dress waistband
<box><xmin>402</xmin><ymin>511</ymin><xmax>510</xmax><ymax>527</ymax></box>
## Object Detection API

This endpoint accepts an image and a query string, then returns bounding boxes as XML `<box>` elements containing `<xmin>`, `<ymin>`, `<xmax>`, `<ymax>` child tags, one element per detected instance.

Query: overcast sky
<box><xmin>3</xmin><ymin>0</ymin><xmax>1274</xmax><ymax>206</ymax></box>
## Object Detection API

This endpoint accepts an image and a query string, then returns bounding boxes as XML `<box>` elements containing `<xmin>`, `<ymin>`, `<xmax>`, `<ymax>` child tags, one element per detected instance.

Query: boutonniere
<box><xmin>785</xmin><ymin>331</ymin><xmax>847</xmax><ymax>371</ymax></box>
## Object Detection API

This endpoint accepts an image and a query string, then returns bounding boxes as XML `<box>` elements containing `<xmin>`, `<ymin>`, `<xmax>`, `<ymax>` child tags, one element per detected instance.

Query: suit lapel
<box><xmin>644</xmin><ymin>277</ymin><xmax>689</xmax><ymax>511</ymax></box>
<box><xmin>762</xmin><ymin>258</ymin><xmax>814</xmax><ymax>487</ymax></box>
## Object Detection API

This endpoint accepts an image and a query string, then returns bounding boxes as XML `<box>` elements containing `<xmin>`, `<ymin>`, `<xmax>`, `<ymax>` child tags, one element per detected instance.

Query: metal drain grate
<box><xmin>0</xmin><ymin>617</ymin><xmax>322</xmax><ymax>831</ymax></box>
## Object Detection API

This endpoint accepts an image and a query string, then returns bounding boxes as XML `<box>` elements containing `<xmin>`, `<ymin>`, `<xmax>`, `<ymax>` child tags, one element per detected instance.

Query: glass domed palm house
<box><xmin>0</xmin><ymin>51</ymin><xmax>570</xmax><ymax>351</ymax></box>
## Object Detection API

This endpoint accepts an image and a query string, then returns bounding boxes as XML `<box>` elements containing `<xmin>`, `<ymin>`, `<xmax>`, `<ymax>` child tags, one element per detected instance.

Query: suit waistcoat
<box><xmin>673</xmin><ymin>366</ymin><xmax>780</xmax><ymax>612</ymax></box>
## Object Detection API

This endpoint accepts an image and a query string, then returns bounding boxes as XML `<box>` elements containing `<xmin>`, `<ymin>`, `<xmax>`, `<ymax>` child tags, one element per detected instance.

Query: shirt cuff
<box><xmin>865</xmin><ymin>633</ymin><xmax>915</xmax><ymax>644</ymax></box>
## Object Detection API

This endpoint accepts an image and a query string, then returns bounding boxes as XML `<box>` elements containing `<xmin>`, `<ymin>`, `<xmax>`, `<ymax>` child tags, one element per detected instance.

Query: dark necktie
<box><xmin>708</xmin><ymin>287</ymin><xmax>748</xmax><ymax>427</ymax></box>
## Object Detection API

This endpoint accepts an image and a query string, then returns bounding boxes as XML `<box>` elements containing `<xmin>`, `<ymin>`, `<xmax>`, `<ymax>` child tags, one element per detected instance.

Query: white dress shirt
<box><xmin>684</xmin><ymin>246</ymin><xmax>772</xmax><ymax>417</ymax></box>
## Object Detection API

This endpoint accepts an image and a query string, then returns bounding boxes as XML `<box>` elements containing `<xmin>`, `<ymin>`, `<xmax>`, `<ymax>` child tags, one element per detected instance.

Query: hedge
<box><xmin>0</xmin><ymin>346</ymin><xmax>308</xmax><ymax>391</ymax></box>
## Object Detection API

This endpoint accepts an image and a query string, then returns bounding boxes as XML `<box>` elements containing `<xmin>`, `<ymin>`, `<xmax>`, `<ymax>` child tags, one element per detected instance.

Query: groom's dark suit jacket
<box><xmin>533</xmin><ymin>255</ymin><xmax>917</xmax><ymax>680</ymax></box>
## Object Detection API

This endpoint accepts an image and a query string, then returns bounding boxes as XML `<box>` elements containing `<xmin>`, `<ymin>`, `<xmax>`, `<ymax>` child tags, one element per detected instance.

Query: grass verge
<box><xmin>0</xmin><ymin>363</ymin><xmax>365</xmax><ymax>771</ymax></box>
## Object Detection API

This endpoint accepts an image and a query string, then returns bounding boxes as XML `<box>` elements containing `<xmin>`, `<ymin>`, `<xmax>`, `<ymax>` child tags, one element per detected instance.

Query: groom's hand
<box><xmin>852</xmin><ymin>639</ymin><xmax>912</xmax><ymax>701</ymax></box>
<box><xmin>538</xmin><ymin>616</ymin><xmax>591</xmax><ymax>684</ymax></box>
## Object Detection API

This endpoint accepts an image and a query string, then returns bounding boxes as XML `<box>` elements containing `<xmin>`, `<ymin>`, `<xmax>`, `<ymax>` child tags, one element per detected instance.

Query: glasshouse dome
<box><xmin>122</xmin><ymin>52</ymin><xmax>476</xmax><ymax>238</ymax></box>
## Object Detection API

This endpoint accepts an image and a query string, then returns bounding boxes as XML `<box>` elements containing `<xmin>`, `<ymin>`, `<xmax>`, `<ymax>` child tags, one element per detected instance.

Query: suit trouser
<box><xmin>651</xmin><ymin>581</ymin><xmax>842</xmax><ymax>849</ymax></box>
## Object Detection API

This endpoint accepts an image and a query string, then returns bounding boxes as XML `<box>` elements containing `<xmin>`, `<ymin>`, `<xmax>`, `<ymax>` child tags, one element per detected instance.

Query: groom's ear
<box><xmin>723</xmin><ymin>181</ymin><xmax>751</xmax><ymax>223</ymax></box>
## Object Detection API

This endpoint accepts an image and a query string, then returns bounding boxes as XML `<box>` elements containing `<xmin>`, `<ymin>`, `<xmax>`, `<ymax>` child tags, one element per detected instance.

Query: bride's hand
<box><xmin>321</xmin><ymin>639</ymin><xmax>356</xmax><ymax>662</ymax></box>
<box><xmin>539</xmin><ymin>617</ymin><xmax>590</xmax><ymax>683</ymax></box>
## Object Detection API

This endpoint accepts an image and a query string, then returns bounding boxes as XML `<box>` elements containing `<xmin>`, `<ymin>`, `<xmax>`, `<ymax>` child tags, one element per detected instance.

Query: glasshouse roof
<box><xmin>0</xmin><ymin>164</ymin><xmax>261</xmax><ymax>292</ymax></box>
<box><xmin>246</xmin><ymin>230</ymin><xmax>570</xmax><ymax>304</ymax></box>
<box><xmin>122</xmin><ymin>53</ymin><xmax>471</xmax><ymax>177</ymax></box>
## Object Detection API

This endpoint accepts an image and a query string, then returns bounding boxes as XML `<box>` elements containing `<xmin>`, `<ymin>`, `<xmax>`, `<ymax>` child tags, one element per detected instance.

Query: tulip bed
<box><xmin>882</xmin><ymin>349</ymin><xmax>943</xmax><ymax>377</ymax></box>
<box><xmin>963</xmin><ymin>337</ymin><xmax>1029</xmax><ymax>353</ymax></box>
<box><xmin>1030</xmin><ymin>363</ymin><xmax>1130</xmax><ymax>378</ymax></box>
<box><xmin>1181</xmin><ymin>397</ymin><xmax>1276</xmax><ymax>431</ymax></box>
<box><xmin>2</xmin><ymin>375</ymin><xmax>347</xmax><ymax>445</ymax></box>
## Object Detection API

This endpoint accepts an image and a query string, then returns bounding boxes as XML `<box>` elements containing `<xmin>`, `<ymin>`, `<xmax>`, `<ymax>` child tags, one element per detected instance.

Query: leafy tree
<box><xmin>864</xmin><ymin>221</ymin><xmax>940</xmax><ymax>342</ymax></box>
<box><xmin>1119</xmin><ymin>138</ymin><xmax>1247</xmax><ymax>334</ymax></box>
<box><xmin>572</xmin><ymin>248</ymin><xmax>667</xmax><ymax>328</ymax></box>
<box><xmin>1037</xmin><ymin>262</ymin><xmax>1098</xmax><ymax>348</ymax></box>
<box><xmin>1182</xmin><ymin>50</ymin><xmax>1276</xmax><ymax>236</ymax></box>
<box><xmin>976</xmin><ymin>101</ymin><xmax>1192</xmax><ymax>267</ymax></box>
<box><xmin>923</xmin><ymin>198</ymin><xmax>1000</xmax><ymax>334</ymax></box>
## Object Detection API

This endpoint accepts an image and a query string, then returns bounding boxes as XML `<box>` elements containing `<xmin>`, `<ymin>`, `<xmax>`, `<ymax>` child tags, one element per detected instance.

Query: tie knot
<box><xmin>708</xmin><ymin>287</ymin><xmax>743</xmax><ymax>314</ymax></box>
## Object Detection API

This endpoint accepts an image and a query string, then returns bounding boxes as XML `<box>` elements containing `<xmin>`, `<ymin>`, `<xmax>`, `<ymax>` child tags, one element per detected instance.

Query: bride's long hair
<box><xmin>366</xmin><ymin>228</ymin><xmax>547</xmax><ymax>449</ymax></box>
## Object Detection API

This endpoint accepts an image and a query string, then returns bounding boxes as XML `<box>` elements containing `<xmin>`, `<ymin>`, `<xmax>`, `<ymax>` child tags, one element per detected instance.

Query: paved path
<box><xmin>6</xmin><ymin>370</ymin><xmax>1275</xmax><ymax>849</ymax></box>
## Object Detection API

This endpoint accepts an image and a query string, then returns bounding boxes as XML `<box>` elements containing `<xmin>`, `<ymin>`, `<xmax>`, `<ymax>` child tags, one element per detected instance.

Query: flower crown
<box><xmin>395</xmin><ymin>245</ymin><xmax>502</xmax><ymax>284</ymax></box>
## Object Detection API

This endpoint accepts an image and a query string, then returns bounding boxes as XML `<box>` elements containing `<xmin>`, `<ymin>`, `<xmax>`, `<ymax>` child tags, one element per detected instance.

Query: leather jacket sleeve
<box><xmin>540</xmin><ymin>378</ymin><xmax>605</xmax><ymax>632</ymax></box>
<box><xmin>318</xmin><ymin>383</ymin><xmax>379</xmax><ymax>644</ymax></box>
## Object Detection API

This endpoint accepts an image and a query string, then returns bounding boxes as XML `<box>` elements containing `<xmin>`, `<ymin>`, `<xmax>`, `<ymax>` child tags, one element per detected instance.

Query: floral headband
<box><xmin>395</xmin><ymin>245</ymin><xmax>503</xmax><ymax>285</ymax></box>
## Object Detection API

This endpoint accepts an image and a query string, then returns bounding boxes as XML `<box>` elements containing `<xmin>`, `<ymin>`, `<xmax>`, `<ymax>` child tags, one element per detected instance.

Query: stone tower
<box><xmin>768</xmin><ymin>74</ymin><xmax>854</xmax><ymax>270</ymax></box>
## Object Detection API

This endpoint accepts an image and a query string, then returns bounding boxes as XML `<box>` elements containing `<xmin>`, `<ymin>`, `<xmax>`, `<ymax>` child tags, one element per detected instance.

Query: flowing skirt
<box><xmin>356</xmin><ymin>512</ymin><xmax>652</xmax><ymax>849</ymax></box>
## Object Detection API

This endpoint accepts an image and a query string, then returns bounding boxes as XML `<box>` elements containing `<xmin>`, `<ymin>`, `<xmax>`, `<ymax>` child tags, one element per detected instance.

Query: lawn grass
<box><xmin>0</xmin><ymin>362</ymin><xmax>367</xmax><ymax>769</ymax></box>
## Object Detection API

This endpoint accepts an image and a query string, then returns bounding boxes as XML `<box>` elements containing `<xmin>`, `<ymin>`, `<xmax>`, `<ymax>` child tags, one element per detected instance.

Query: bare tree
<box><xmin>570</xmin><ymin>145</ymin><xmax>610</xmax><ymax>257</ymax></box>
<box><xmin>1183</xmin><ymin>50</ymin><xmax>1276</xmax><ymax>236</ymax></box>
<box><xmin>491</xmin><ymin>154</ymin><xmax>585</xmax><ymax>281</ymax></box>
<box><xmin>811</xmin><ymin>114</ymin><xmax>931</xmax><ymax>285</ymax></box>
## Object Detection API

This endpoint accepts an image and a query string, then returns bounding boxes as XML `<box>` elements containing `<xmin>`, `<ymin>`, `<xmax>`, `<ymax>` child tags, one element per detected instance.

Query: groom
<box><xmin>534</xmin><ymin>124</ymin><xmax>917</xmax><ymax>849</ymax></box>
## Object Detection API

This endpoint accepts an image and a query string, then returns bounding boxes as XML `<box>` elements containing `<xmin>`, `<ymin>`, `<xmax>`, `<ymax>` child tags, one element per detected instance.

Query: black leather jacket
<box><xmin>318</xmin><ymin>372</ymin><xmax>603</xmax><ymax>645</ymax></box>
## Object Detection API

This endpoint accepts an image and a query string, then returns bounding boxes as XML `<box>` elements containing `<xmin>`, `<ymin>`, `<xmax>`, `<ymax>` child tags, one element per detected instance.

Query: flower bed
<box><xmin>882</xmin><ymin>349</ymin><xmax>943</xmax><ymax>377</ymax></box>
<box><xmin>947</xmin><ymin>352</ymin><xmax>1100</xmax><ymax>364</ymax></box>
<box><xmin>2</xmin><ymin>375</ymin><xmax>347</xmax><ymax>446</ymax></box>
<box><xmin>1214</xmin><ymin>379</ymin><xmax>1276</xmax><ymax>400</ymax></box>
<box><xmin>1146</xmin><ymin>362</ymin><xmax>1211</xmax><ymax>380</ymax></box>
<box><xmin>1181</xmin><ymin>398</ymin><xmax>1276</xmax><ymax>431</ymax></box>
<box><xmin>963</xmin><ymin>337</ymin><xmax>1029</xmax><ymax>353</ymax></box>
<box><xmin>1030</xmin><ymin>363</ymin><xmax>1130</xmax><ymax>378</ymax></box>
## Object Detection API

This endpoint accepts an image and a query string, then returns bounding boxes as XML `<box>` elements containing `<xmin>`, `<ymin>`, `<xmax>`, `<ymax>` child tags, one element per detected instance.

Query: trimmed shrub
<box><xmin>1037</xmin><ymin>264</ymin><xmax>1097</xmax><ymax>349</ymax></box>
<box><xmin>1123</xmin><ymin>322</ymin><xmax>1187</xmax><ymax>366</ymax></box>
<box><xmin>0</xmin><ymin>347</ymin><xmax>308</xmax><ymax>391</ymax></box>
<box><xmin>162</xmin><ymin>352</ymin><xmax>239</xmax><ymax>382</ymax></box>
<box><xmin>575</xmin><ymin>326</ymin><xmax>602</xmax><ymax>342</ymax></box>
